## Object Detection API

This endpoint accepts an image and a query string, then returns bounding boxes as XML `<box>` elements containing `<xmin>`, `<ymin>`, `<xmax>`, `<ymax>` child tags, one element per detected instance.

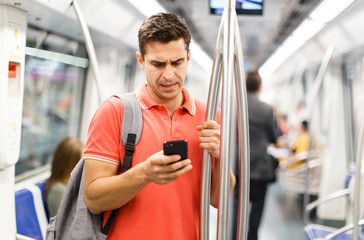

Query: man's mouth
<box><xmin>160</xmin><ymin>82</ymin><xmax>177</xmax><ymax>91</ymax></box>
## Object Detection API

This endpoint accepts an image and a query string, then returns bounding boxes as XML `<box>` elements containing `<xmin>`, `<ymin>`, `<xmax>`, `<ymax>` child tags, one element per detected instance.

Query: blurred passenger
<box><xmin>291</xmin><ymin>120</ymin><xmax>309</xmax><ymax>153</ymax></box>
<box><xmin>45</xmin><ymin>137</ymin><xmax>84</xmax><ymax>218</ymax></box>
<box><xmin>287</xmin><ymin>120</ymin><xmax>309</xmax><ymax>168</ymax></box>
<box><xmin>277</xmin><ymin>114</ymin><xmax>289</xmax><ymax>136</ymax></box>
<box><xmin>233</xmin><ymin>70</ymin><xmax>279</xmax><ymax>240</ymax></box>
<box><xmin>83</xmin><ymin>13</ymin><xmax>235</xmax><ymax>239</ymax></box>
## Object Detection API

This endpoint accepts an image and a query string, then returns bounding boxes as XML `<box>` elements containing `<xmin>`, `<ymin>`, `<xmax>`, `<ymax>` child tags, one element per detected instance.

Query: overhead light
<box><xmin>260</xmin><ymin>19</ymin><xmax>323</xmax><ymax>78</ymax></box>
<box><xmin>309</xmin><ymin>0</ymin><xmax>356</xmax><ymax>23</ymax></box>
<box><xmin>259</xmin><ymin>35</ymin><xmax>305</xmax><ymax>78</ymax></box>
<box><xmin>126</xmin><ymin>0</ymin><xmax>167</xmax><ymax>17</ymax></box>
<box><xmin>259</xmin><ymin>0</ymin><xmax>356</xmax><ymax>79</ymax></box>
<box><xmin>291</xmin><ymin>19</ymin><xmax>324</xmax><ymax>42</ymax></box>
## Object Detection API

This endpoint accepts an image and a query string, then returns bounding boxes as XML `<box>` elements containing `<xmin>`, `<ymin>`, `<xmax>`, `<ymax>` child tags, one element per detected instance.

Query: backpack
<box><xmin>46</xmin><ymin>93</ymin><xmax>143</xmax><ymax>240</ymax></box>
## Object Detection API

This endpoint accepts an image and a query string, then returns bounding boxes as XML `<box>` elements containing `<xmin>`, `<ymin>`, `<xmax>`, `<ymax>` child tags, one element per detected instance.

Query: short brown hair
<box><xmin>246</xmin><ymin>70</ymin><xmax>262</xmax><ymax>92</ymax></box>
<box><xmin>138</xmin><ymin>13</ymin><xmax>191</xmax><ymax>58</ymax></box>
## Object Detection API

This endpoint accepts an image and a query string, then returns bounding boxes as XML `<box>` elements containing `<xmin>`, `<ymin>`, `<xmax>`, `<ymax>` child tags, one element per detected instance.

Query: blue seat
<box><xmin>15</xmin><ymin>184</ymin><xmax>49</xmax><ymax>240</ymax></box>
<box><xmin>304</xmin><ymin>224</ymin><xmax>362</xmax><ymax>240</ymax></box>
<box><xmin>304</xmin><ymin>166</ymin><xmax>364</xmax><ymax>239</ymax></box>
<box><xmin>35</xmin><ymin>180</ymin><xmax>49</xmax><ymax>220</ymax></box>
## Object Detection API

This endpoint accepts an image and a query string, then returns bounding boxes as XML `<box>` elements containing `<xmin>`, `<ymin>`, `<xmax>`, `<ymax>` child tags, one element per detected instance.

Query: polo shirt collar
<box><xmin>134</xmin><ymin>84</ymin><xmax>196</xmax><ymax>116</ymax></box>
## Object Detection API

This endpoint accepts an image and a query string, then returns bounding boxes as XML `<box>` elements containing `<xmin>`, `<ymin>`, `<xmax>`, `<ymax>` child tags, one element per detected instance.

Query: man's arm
<box><xmin>84</xmin><ymin>151</ymin><xmax>192</xmax><ymax>214</ymax></box>
<box><xmin>197</xmin><ymin>120</ymin><xmax>236</xmax><ymax>208</ymax></box>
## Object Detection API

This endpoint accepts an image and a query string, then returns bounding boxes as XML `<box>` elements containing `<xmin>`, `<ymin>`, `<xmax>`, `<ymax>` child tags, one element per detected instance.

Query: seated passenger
<box><xmin>268</xmin><ymin>120</ymin><xmax>310</xmax><ymax>169</ymax></box>
<box><xmin>45</xmin><ymin>137</ymin><xmax>84</xmax><ymax>218</ymax></box>
<box><xmin>280</xmin><ymin>120</ymin><xmax>309</xmax><ymax>168</ymax></box>
<box><xmin>290</xmin><ymin>120</ymin><xmax>309</xmax><ymax>154</ymax></box>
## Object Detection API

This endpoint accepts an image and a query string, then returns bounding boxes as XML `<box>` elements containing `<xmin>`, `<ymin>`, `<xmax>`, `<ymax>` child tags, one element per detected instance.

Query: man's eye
<box><xmin>153</xmin><ymin>63</ymin><xmax>164</xmax><ymax>67</ymax></box>
<box><xmin>172</xmin><ymin>61</ymin><xmax>182</xmax><ymax>66</ymax></box>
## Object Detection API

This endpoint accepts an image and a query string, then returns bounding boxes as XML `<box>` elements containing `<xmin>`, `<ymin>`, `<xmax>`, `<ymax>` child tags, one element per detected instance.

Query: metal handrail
<box><xmin>324</xmin><ymin>219</ymin><xmax>364</xmax><ymax>240</ymax></box>
<box><xmin>233</xmin><ymin>9</ymin><xmax>250</xmax><ymax>240</ymax></box>
<box><xmin>218</xmin><ymin>1</ymin><xmax>235</xmax><ymax>239</ymax></box>
<box><xmin>200</xmin><ymin>0</ymin><xmax>249</xmax><ymax>239</ymax></box>
<box><xmin>304</xmin><ymin>45</ymin><xmax>335</xmax><ymax>224</ymax></box>
<box><xmin>305</xmin><ymin>188</ymin><xmax>351</xmax><ymax>214</ymax></box>
<box><xmin>304</xmin><ymin>109</ymin><xmax>364</xmax><ymax>238</ymax></box>
<box><xmin>72</xmin><ymin>0</ymin><xmax>104</xmax><ymax>103</ymax></box>
<box><xmin>352</xmin><ymin>110</ymin><xmax>364</xmax><ymax>240</ymax></box>
<box><xmin>306</xmin><ymin>45</ymin><xmax>335</xmax><ymax>117</ymax></box>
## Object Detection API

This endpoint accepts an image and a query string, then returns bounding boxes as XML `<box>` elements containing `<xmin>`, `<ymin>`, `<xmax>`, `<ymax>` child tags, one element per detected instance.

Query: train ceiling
<box><xmin>0</xmin><ymin>0</ymin><xmax>322</xmax><ymax>70</ymax></box>
<box><xmin>157</xmin><ymin>0</ymin><xmax>322</xmax><ymax>70</ymax></box>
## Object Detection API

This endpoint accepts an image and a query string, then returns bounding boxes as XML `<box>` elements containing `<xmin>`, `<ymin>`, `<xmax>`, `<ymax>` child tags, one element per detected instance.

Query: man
<box><xmin>83</xmin><ymin>13</ymin><xmax>235</xmax><ymax>239</ymax></box>
<box><xmin>245</xmin><ymin>70</ymin><xmax>279</xmax><ymax>240</ymax></box>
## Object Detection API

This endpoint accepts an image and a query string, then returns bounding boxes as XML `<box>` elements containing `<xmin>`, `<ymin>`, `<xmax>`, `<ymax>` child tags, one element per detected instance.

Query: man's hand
<box><xmin>142</xmin><ymin>150</ymin><xmax>193</xmax><ymax>185</ymax></box>
<box><xmin>197</xmin><ymin>120</ymin><xmax>220</xmax><ymax>159</ymax></box>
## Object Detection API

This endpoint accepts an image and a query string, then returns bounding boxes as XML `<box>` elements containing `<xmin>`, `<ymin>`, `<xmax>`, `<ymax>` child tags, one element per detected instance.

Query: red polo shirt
<box><xmin>84</xmin><ymin>84</ymin><xmax>221</xmax><ymax>239</ymax></box>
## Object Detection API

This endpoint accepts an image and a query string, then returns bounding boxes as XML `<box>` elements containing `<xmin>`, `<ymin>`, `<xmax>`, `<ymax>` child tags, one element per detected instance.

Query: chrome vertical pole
<box><xmin>201</xmin><ymin>13</ymin><xmax>224</xmax><ymax>239</ymax></box>
<box><xmin>201</xmin><ymin>55</ymin><xmax>222</xmax><ymax>240</ymax></box>
<box><xmin>217</xmin><ymin>0</ymin><xmax>235</xmax><ymax>237</ymax></box>
<box><xmin>200</xmin><ymin>0</ymin><xmax>249</xmax><ymax>239</ymax></box>
<box><xmin>233</xmin><ymin>14</ymin><xmax>250</xmax><ymax>240</ymax></box>
<box><xmin>72</xmin><ymin>0</ymin><xmax>104</xmax><ymax>103</ymax></box>
<box><xmin>353</xmin><ymin>110</ymin><xmax>364</xmax><ymax>240</ymax></box>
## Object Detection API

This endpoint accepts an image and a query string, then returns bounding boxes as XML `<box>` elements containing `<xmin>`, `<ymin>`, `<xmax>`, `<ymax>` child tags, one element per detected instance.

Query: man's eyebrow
<box><xmin>150</xmin><ymin>60</ymin><xmax>165</xmax><ymax>65</ymax></box>
<box><xmin>150</xmin><ymin>57</ymin><xmax>185</xmax><ymax>65</ymax></box>
<box><xmin>172</xmin><ymin>57</ymin><xmax>185</xmax><ymax>63</ymax></box>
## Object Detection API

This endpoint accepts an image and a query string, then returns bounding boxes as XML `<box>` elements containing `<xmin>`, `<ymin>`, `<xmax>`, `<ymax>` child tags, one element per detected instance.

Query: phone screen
<box><xmin>163</xmin><ymin>140</ymin><xmax>188</xmax><ymax>160</ymax></box>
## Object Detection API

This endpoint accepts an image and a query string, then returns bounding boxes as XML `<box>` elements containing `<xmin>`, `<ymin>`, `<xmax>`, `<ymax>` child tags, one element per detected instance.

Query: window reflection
<box><xmin>16</xmin><ymin>53</ymin><xmax>86</xmax><ymax>176</ymax></box>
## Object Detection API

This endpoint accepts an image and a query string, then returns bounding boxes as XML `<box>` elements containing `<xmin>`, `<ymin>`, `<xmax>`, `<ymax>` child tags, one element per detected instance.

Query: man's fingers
<box><xmin>201</xmin><ymin>120</ymin><xmax>220</xmax><ymax>129</ymax></box>
<box><xmin>155</xmin><ymin>161</ymin><xmax>193</xmax><ymax>185</ymax></box>
<box><xmin>199</xmin><ymin>129</ymin><xmax>220</xmax><ymax>138</ymax></box>
<box><xmin>150</xmin><ymin>151</ymin><xmax>181</xmax><ymax>165</ymax></box>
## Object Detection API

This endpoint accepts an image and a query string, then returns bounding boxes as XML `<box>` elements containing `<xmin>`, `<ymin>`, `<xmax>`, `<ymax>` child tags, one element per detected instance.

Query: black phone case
<box><xmin>163</xmin><ymin>140</ymin><xmax>188</xmax><ymax>160</ymax></box>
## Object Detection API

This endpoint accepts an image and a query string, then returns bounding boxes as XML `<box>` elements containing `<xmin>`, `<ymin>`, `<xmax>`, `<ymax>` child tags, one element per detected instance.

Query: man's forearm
<box><xmin>85</xmin><ymin>162</ymin><xmax>149</xmax><ymax>214</ymax></box>
<box><xmin>209</xmin><ymin>158</ymin><xmax>236</xmax><ymax>208</ymax></box>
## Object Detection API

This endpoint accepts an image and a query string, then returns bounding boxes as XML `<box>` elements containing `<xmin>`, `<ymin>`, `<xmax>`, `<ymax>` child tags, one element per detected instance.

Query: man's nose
<box><xmin>162</xmin><ymin>64</ymin><xmax>174</xmax><ymax>79</ymax></box>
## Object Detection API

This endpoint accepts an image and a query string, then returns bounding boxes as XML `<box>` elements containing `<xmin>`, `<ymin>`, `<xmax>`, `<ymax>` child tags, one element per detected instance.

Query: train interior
<box><xmin>0</xmin><ymin>0</ymin><xmax>364</xmax><ymax>239</ymax></box>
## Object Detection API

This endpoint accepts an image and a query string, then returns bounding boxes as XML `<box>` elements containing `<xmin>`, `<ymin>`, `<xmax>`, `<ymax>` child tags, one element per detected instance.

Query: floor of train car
<box><xmin>210</xmin><ymin>182</ymin><xmax>306</xmax><ymax>239</ymax></box>
<box><xmin>260</xmin><ymin>182</ymin><xmax>306</xmax><ymax>240</ymax></box>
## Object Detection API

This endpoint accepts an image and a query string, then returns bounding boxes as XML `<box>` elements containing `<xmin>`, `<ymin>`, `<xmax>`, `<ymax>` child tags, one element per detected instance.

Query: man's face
<box><xmin>136</xmin><ymin>38</ymin><xmax>190</xmax><ymax>104</ymax></box>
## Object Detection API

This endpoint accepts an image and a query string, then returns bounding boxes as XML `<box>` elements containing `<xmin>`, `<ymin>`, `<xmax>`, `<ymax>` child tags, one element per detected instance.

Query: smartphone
<box><xmin>163</xmin><ymin>140</ymin><xmax>188</xmax><ymax>160</ymax></box>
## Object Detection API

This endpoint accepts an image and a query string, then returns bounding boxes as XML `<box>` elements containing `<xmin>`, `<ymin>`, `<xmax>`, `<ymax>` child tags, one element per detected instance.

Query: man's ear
<box><xmin>187</xmin><ymin>49</ymin><xmax>191</xmax><ymax>62</ymax></box>
<box><xmin>136</xmin><ymin>52</ymin><xmax>145</xmax><ymax>71</ymax></box>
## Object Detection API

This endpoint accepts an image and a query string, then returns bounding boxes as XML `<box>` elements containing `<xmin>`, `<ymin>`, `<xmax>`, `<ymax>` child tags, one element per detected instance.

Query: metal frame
<box><xmin>72</xmin><ymin>0</ymin><xmax>104</xmax><ymax>103</ymax></box>
<box><xmin>304</xmin><ymin>45</ymin><xmax>335</xmax><ymax>224</ymax></box>
<box><xmin>200</xmin><ymin>0</ymin><xmax>250</xmax><ymax>239</ymax></box>
<box><xmin>352</xmin><ymin>109</ymin><xmax>364</xmax><ymax>240</ymax></box>
<box><xmin>304</xmin><ymin>107</ymin><xmax>364</xmax><ymax>240</ymax></box>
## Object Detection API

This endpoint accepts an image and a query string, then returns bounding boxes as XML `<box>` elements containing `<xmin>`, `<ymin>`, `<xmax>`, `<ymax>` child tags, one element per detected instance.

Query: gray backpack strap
<box><xmin>119</xmin><ymin>92</ymin><xmax>143</xmax><ymax>146</ymax></box>
<box><xmin>101</xmin><ymin>92</ymin><xmax>143</xmax><ymax>235</ymax></box>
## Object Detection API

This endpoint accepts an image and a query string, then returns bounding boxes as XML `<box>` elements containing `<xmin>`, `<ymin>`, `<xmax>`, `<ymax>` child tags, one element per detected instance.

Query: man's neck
<box><xmin>164</xmin><ymin>92</ymin><xmax>184</xmax><ymax>118</ymax></box>
<box><xmin>146</xmin><ymin>86</ymin><xmax>184</xmax><ymax>118</ymax></box>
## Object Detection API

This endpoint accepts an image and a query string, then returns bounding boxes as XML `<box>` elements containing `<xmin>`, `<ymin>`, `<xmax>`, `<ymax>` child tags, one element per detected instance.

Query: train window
<box><xmin>15</xmin><ymin>38</ymin><xmax>88</xmax><ymax>178</ymax></box>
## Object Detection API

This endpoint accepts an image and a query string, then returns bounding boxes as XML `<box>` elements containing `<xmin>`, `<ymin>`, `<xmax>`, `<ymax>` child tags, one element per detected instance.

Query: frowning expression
<box><xmin>136</xmin><ymin>38</ymin><xmax>190</xmax><ymax>105</ymax></box>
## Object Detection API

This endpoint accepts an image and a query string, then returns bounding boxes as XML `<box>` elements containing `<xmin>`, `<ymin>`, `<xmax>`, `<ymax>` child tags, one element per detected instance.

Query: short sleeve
<box><xmin>84</xmin><ymin>97</ymin><xmax>123</xmax><ymax>165</ymax></box>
